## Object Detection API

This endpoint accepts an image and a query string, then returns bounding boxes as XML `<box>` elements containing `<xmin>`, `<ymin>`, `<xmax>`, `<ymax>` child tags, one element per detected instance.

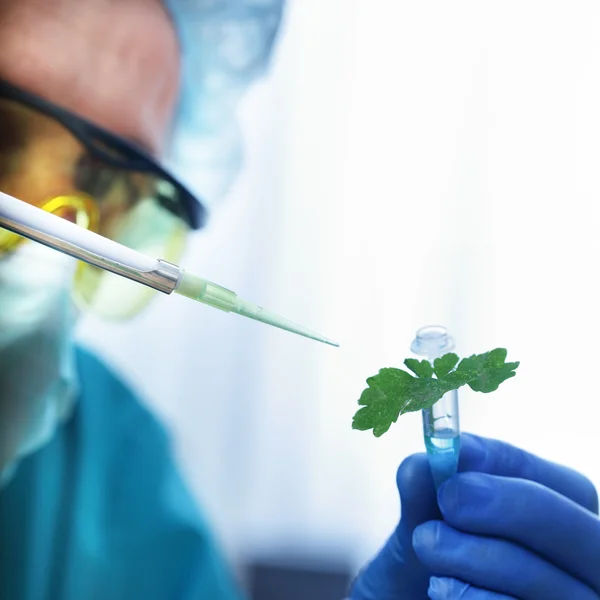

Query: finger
<box><xmin>350</xmin><ymin>453</ymin><xmax>439</xmax><ymax>598</ymax></box>
<box><xmin>413</xmin><ymin>521</ymin><xmax>600</xmax><ymax>600</ymax></box>
<box><xmin>397</xmin><ymin>452</ymin><xmax>441</xmax><ymax>531</ymax></box>
<box><xmin>459</xmin><ymin>433</ymin><xmax>599</xmax><ymax>514</ymax></box>
<box><xmin>438</xmin><ymin>472</ymin><xmax>600</xmax><ymax>593</ymax></box>
<box><xmin>428</xmin><ymin>577</ymin><xmax>516</xmax><ymax>600</ymax></box>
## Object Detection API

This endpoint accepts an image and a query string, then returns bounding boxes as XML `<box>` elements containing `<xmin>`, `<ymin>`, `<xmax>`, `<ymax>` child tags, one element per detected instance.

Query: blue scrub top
<box><xmin>0</xmin><ymin>348</ymin><xmax>244</xmax><ymax>600</ymax></box>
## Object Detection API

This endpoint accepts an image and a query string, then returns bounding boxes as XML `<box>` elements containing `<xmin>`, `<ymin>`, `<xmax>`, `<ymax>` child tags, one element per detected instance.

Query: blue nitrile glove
<box><xmin>413</xmin><ymin>435</ymin><xmax>600</xmax><ymax>600</ymax></box>
<box><xmin>350</xmin><ymin>434</ymin><xmax>599</xmax><ymax>600</ymax></box>
<box><xmin>349</xmin><ymin>451</ymin><xmax>441</xmax><ymax>598</ymax></box>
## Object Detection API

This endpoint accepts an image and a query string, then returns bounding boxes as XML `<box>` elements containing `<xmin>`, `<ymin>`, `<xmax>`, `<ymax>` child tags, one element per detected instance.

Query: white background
<box><xmin>78</xmin><ymin>0</ymin><xmax>600</xmax><ymax>571</ymax></box>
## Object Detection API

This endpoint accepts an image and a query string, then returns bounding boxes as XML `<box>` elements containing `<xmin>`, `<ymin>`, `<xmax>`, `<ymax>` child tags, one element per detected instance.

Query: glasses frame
<box><xmin>0</xmin><ymin>78</ymin><xmax>207</xmax><ymax>230</ymax></box>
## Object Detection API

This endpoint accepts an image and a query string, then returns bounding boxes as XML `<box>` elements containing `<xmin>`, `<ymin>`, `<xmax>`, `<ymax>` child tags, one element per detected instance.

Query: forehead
<box><xmin>0</xmin><ymin>0</ymin><xmax>181</xmax><ymax>155</ymax></box>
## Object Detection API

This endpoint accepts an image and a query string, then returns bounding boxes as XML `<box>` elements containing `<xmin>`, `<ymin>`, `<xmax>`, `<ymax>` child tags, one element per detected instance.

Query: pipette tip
<box><xmin>174</xmin><ymin>271</ymin><xmax>339</xmax><ymax>347</ymax></box>
<box><xmin>233</xmin><ymin>297</ymin><xmax>338</xmax><ymax>347</ymax></box>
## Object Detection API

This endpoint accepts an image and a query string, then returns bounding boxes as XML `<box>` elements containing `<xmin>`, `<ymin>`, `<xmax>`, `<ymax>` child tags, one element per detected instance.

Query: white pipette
<box><xmin>0</xmin><ymin>191</ymin><xmax>338</xmax><ymax>347</ymax></box>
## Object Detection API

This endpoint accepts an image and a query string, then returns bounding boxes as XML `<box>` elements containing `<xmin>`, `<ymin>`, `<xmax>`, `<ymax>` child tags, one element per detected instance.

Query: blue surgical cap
<box><xmin>162</xmin><ymin>0</ymin><xmax>285</xmax><ymax>216</ymax></box>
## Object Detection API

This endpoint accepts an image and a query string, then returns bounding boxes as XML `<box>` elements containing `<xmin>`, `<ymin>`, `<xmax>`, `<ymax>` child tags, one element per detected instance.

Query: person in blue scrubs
<box><xmin>0</xmin><ymin>1</ymin><xmax>272</xmax><ymax>598</ymax></box>
<box><xmin>1</xmin><ymin>2</ymin><xmax>599</xmax><ymax>600</ymax></box>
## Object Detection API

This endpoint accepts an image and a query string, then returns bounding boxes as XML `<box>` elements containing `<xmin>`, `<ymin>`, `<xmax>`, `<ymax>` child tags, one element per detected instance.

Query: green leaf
<box><xmin>404</xmin><ymin>358</ymin><xmax>434</xmax><ymax>378</ymax></box>
<box><xmin>352</xmin><ymin>368</ymin><xmax>415</xmax><ymax>437</ymax></box>
<box><xmin>406</xmin><ymin>377</ymin><xmax>454</xmax><ymax>411</ymax></box>
<box><xmin>441</xmin><ymin>369</ymin><xmax>475</xmax><ymax>388</ymax></box>
<box><xmin>458</xmin><ymin>348</ymin><xmax>520</xmax><ymax>393</ymax></box>
<box><xmin>433</xmin><ymin>353</ymin><xmax>459</xmax><ymax>379</ymax></box>
<box><xmin>353</xmin><ymin>348</ymin><xmax>519</xmax><ymax>437</ymax></box>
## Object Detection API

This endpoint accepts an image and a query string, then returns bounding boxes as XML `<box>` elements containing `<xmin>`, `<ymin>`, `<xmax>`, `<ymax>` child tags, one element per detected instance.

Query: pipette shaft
<box><xmin>0</xmin><ymin>191</ymin><xmax>338</xmax><ymax>346</ymax></box>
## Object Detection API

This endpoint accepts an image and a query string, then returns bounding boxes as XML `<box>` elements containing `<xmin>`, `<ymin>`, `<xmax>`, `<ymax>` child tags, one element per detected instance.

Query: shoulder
<box><xmin>74</xmin><ymin>345</ymin><xmax>169</xmax><ymax>450</ymax></box>
<box><xmin>72</xmin><ymin>348</ymin><xmax>243</xmax><ymax>598</ymax></box>
<box><xmin>72</xmin><ymin>346</ymin><xmax>179</xmax><ymax>525</ymax></box>
<box><xmin>72</xmin><ymin>346</ymin><xmax>179</xmax><ymax>528</ymax></box>
<box><xmin>73</xmin><ymin>345</ymin><xmax>209</xmax><ymax>536</ymax></box>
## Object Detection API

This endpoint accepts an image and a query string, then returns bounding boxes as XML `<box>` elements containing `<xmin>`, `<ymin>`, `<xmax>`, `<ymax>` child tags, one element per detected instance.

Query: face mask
<box><xmin>0</xmin><ymin>243</ymin><xmax>78</xmax><ymax>482</ymax></box>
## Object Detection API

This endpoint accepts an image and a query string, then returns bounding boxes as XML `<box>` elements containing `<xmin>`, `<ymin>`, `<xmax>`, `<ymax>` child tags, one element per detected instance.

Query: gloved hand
<box><xmin>350</xmin><ymin>433</ymin><xmax>600</xmax><ymax>600</ymax></box>
<box><xmin>348</xmin><ymin>450</ymin><xmax>437</xmax><ymax>598</ymax></box>
<box><xmin>415</xmin><ymin>434</ymin><xmax>600</xmax><ymax>599</ymax></box>
<box><xmin>348</xmin><ymin>448</ymin><xmax>441</xmax><ymax>599</ymax></box>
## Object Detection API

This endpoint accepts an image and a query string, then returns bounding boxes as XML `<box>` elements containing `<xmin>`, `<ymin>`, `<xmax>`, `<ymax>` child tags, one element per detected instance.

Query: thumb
<box><xmin>397</xmin><ymin>452</ymin><xmax>440</xmax><ymax>532</ymax></box>
<box><xmin>349</xmin><ymin>453</ymin><xmax>440</xmax><ymax>599</ymax></box>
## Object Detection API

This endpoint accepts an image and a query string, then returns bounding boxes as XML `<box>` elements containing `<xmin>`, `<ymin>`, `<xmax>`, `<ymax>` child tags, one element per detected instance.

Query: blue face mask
<box><xmin>0</xmin><ymin>243</ymin><xmax>78</xmax><ymax>484</ymax></box>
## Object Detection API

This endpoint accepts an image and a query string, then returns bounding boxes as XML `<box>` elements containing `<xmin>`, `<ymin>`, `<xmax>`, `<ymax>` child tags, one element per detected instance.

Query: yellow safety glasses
<box><xmin>0</xmin><ymin>80</ymin><xmax>207</xmax><ymax>320</ymax></box>
<box><xmin>0</xmin><ymin>191</ymin><xmax>185</xmax><ymax>319</ymax></box>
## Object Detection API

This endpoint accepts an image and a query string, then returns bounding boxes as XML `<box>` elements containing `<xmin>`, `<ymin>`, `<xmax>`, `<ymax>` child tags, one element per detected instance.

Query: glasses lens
<box><xmin>0</xmin><ymin>97</ymin><xmax>189</xmax><ymax>319</ymax></box>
